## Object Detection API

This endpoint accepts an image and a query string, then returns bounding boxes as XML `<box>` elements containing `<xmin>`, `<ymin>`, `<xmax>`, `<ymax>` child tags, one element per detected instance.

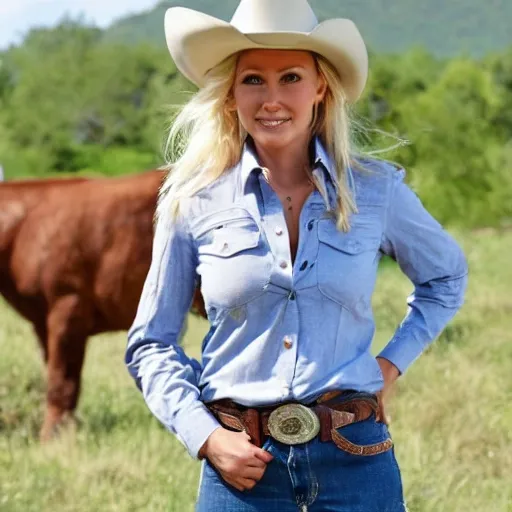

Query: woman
<box><xmin>125</xmin><ymin>0</ymin><xmax>468</xmax><ymax>510</ymax></box>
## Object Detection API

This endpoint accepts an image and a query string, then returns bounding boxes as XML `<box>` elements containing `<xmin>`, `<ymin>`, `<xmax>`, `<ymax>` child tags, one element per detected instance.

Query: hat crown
<box><xmin>230</xmin><ymin>0</ymin><xmax>318</xmax><ymax>34</ymax></box>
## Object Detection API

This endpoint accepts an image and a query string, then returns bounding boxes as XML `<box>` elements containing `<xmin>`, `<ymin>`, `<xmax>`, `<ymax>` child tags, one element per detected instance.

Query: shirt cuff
<box><xmin>173</xmin><ymin>402</ymin><xmax>221</xmax><ymax>460</ymax></box>
<box><xmin>377</xmin><ymin>332</ymin><xmax>425</xmax><ymax>375</ymax></box>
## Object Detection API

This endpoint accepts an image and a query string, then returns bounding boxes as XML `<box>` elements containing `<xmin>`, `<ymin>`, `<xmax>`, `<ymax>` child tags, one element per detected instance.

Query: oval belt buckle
<box><xmin>267</xmin><ymin>404</ymin><xmax>320</xmax><ymax>445</ymax></box>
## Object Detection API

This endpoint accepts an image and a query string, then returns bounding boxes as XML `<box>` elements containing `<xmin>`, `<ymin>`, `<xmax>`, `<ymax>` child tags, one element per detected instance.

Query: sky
<box><xmin>0</xmin><ymin>0</ymin><xmax>159</xmax><ymax>50</ymax></box>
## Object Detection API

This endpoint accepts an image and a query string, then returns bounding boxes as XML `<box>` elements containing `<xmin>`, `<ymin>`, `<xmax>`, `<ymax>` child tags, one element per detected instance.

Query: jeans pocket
<box><xmin>261</xmin><ymin>437</ymin><xmax>274</xmax><ymax>455</ymax></box>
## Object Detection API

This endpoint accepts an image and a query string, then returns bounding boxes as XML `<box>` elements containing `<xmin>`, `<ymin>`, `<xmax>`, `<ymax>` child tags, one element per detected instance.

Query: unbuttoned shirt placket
<box><xmin>257</xmin><ymin>172</ymin><xmax>324</xmax><ymax>399</ymax></box>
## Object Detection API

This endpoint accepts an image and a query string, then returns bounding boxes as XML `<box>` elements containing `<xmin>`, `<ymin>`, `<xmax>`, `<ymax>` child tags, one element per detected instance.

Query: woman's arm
<box><xmin>378</xmin><ymin>167</ymin><xmax>469</xmax><ymax>375</ymax></box>
<box><xmin>125</xmin><ymin>208</ymin><xmax>220</xmax><ymax>460</ymax></box>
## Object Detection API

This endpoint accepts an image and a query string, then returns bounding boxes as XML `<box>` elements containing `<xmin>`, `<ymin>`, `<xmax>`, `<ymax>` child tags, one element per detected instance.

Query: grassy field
<box><xmin>1</xmin><ymin>229</ymin><xmax>511</xmax><ymax>512</ymax></box>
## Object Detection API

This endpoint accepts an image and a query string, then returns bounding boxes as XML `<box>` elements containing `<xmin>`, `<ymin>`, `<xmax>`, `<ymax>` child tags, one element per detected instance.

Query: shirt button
<box><xmin>299</xmin><ymin>261</ymin><xmax>308</xmax><ymax>271</ymax></box>
<box><xmin>283</xmin><ymin>336</ymin><xmax>293</xmax><ymax>349</ymax></box>
<box><xmin>279</xmin><ymin>261</ymin><xmax>288</xmax><ymax>269</ymax></box>
<box><xmin>275</xmin><ymin>227</ymin><xmax>283</xmax><ymax>236</ymax></box>
<box><xmin>307</xmin><ymin>220</ymin><xmax>315</xmax><ymax>231</ymax></box>
<box><xmin>289</xmin><ymin>291</ymin><xmax>296</xmax><ymax>301</ymax></box>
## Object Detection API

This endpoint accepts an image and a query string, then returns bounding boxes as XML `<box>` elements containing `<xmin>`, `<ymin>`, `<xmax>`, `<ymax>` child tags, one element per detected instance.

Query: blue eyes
<box><xmin>241</xmin><ymin>73</ymin><xmax>301</xmax><ymax>85</ymax></box>
<box><xmin>242</xmin><ymin>75</ymin><xmax>263</xmax><ymax>85</ymax></box>
<box><xmin>282</xmin><ymin>73</ymin><xmax>300</xmax><ymax>84</ymax></box>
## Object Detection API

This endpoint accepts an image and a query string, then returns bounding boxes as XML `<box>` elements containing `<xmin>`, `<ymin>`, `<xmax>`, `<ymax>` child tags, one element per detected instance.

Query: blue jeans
<box><xmin>196</xmin><ymin>414</ymin><xmax>406</xmax><ymax>511</ymax></box>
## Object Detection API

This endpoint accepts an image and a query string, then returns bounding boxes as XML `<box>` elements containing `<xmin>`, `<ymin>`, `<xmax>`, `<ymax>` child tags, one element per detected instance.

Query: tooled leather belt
<box><xmin>206</xmin><ymin>390</ymin><xmax>393</xmax><ymax>456</ymax></box>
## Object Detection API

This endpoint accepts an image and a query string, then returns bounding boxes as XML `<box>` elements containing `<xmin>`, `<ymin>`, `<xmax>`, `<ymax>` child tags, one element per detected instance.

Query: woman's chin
<box><xmin>251</xmin><ymin>131</ymin><xmax>297</xmax><ymax>152</ymax></box>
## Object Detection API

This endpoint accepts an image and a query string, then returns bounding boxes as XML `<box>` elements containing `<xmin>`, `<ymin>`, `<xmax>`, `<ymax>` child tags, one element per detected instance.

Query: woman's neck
<box><xmin>253</xmin><ymin>138</ymin><xmax>313</xmax><ymax>188</ymax></box>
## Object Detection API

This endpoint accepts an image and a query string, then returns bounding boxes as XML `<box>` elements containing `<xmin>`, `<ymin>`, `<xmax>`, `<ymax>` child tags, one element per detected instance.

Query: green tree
<box><xmin>398</xmin><ymin>58</ymin><xmax>510</xmax><ymax>226</ymax></box>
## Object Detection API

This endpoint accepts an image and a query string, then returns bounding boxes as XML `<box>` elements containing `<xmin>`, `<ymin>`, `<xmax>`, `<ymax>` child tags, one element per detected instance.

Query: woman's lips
<box><xmin>257</xmin><ymin>119</ymin><xmax>291</xmax><ymax>128</ymax></box>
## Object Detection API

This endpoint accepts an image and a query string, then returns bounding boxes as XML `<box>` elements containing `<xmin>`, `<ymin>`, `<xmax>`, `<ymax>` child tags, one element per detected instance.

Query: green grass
<box><xmin>1</xmin><ymin>229</ymin><xmax>511</xmax><ymax>511</ymax></box>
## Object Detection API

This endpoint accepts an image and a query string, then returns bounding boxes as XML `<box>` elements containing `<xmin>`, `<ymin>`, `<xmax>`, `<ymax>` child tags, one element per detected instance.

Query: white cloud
<box><xmin>0</xmin><ymin>0</ymin><xmax>158</xmax><ymax>49</ymax></box>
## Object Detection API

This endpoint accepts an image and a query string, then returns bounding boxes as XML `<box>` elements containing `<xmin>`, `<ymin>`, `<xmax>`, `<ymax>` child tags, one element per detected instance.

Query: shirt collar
<box><xmin>239</xmin><ymin>136</ymin><xmax>338</xmax><ymax>191</ymax></box>
<box><xmin>239</xmin><ymin>137</ymin><xmax>262</xmax><ymax>188</ymax></box>
<box><xmin>313</xmin><ymin>138</ymin><xmax>356</xmax><ymax>199</ymax></box>
<box><xmin>312</xmin><ymin>137</ymin><xmax>338</xmax><ymax>187</ymax></box>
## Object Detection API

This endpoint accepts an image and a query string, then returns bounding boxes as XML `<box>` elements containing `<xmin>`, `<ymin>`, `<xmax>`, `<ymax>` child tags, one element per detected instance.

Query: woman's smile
<box><xmin>256</xmin><ymin>118</ymin><xmax>292</xmax><ymax>129</ymax></box>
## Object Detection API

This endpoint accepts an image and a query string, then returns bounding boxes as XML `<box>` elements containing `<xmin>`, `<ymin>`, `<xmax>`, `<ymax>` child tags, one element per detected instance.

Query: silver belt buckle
<box><xmin>267</xmin><ymin>404</ymin><xmax>320</xmax><ymax>445</ymax></box>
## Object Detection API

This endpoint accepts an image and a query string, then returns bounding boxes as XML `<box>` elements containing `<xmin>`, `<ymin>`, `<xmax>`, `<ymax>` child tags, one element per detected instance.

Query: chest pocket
<box><xmin>198</xmin><ymin>218</ymin><xmax>260</xmax><ymax>257</ymax></box>
<box><xmin>194</xmin><ymin>209</ymin><xmax>273</xmax><ymax>310</ymax></box>
<box><xmin>316</xmin><ymin>210</ymin><xmax>382</xmax><ymax>312</ymax></box>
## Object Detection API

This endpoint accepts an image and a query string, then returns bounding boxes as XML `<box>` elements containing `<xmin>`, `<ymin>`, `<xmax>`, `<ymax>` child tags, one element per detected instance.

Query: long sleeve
<box><xmin>125</xmin><ymin>209</ymin><xmax>220</xmax><ymax>459</ymax></box>
<box><xmin>378</xmin><ymin>167</ymin><xmax>469</xmax><ymax>374</ymax></box>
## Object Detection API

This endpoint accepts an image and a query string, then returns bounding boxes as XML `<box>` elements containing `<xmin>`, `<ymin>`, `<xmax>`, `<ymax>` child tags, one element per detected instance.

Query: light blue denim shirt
<box><xmin>125</xmin><ymin>138</ymin><xmax>468</xmax><ymax>459</ymax></box>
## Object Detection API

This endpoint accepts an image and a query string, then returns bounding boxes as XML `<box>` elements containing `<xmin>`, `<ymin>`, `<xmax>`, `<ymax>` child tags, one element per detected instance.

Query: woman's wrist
<box><xmin>376</xmin><ymin>356</ymin><xmax>400</xmax><ymax>390</ymax></box>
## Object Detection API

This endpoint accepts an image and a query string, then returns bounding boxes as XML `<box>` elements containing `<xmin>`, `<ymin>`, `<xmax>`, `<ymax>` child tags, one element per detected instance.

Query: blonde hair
<box><xmin>158</xmin><ymin>52</ymin><xmax>358</xmax><ymax>231</ymax></box>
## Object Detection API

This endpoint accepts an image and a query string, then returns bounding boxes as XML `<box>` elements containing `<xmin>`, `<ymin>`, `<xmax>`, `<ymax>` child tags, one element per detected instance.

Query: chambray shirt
<box><xmin>125</xmin><ymin>138</ymin><xmax>468</xmax><ymax>459</ymax></box>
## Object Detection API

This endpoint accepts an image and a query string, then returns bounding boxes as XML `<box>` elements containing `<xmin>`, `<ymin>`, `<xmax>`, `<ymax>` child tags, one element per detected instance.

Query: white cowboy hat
<box><xmin>164</xmin><ymin>0</ymin><xmax>368</xmax><ymax>103</ymax></box>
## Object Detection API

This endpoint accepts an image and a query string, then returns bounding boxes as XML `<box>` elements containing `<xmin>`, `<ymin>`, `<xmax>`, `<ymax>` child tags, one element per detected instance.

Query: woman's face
<box><xmin>232</xmin><ymin>49</ymin><xmax>326</xmax><ymax>152</ymax></box>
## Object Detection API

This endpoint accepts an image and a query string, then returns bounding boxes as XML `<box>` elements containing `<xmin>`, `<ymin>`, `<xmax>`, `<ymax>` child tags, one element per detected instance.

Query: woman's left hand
<box><xmin>377</xmin><ymin>356</ymin><xmax>400</xmax><ymax>391</ymax></box>
<box><xmin>375</xmin><ymin>357</ymin><xmax>400</xmax><ymax>425</ymax></box>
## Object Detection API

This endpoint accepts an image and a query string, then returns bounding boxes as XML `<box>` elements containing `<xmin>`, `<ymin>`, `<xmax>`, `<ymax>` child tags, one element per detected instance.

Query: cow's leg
<box><xmin>40</xmin><ymin>295</ymin><xmax>92</xmax><ymax>441</ymax></box>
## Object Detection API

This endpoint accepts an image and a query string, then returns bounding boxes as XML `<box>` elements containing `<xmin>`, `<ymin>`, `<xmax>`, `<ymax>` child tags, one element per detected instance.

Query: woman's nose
<box><xmin>261</xmin><ymin>85</ymin><xmax>282</xmax><ymax>112</ymax></box>
<box><xmin>263</xmin><ymin>102</ymin><xmax>280</xmax><ymax>113</ymax></box>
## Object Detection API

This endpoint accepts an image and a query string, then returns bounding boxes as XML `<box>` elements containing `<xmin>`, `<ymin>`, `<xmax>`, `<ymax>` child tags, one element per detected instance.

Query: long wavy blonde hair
<box><xmin>157</xmin><ymin>52</ymin><xmax>358</xmax><ymax>231</ymax></box>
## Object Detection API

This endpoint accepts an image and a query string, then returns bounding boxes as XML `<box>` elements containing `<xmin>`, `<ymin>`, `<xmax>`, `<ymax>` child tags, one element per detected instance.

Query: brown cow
<box><xmin>0</xmin><ymin>171</ymin><xmax>205</xmax><ymax>440</ymax></box>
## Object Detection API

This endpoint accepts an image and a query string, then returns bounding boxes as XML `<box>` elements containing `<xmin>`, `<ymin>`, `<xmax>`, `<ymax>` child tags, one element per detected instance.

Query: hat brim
<box><xmin>165</xmin><ymin>8</ymin><xmax>368</xmax><ymax>103</ymax></box>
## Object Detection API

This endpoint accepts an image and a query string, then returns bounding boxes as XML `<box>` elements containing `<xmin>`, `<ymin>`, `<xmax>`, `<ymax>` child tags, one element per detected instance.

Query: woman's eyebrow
<box><xmin>277</xmin><ymin>65</ymin><xmax>306</xmax><ymax>72</ymax></box>
<box><xmin>238</xmin><ymin>65</ymin><xmax>306</xmax><ymax>74</ymax></box>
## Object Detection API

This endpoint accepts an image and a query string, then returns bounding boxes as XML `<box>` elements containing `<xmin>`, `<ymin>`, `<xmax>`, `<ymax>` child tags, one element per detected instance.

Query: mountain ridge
<box><xmin>103</xmin><ymin>0</ymin><xmax>512</xmax><ymax>57</ymax></box>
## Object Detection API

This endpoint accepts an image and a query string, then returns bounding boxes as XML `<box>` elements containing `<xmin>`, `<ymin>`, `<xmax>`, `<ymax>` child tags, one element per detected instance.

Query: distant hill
<box><xmin>103</xmin><ymin>0</ymin><xmax>512</xmax><ymax>57</ymax></box>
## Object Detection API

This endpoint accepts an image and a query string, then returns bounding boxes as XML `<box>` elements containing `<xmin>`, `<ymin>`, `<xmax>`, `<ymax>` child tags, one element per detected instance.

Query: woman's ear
<box><xmin>316</xmin><ymin>74</ymin><xmax>327</xmax><ymax>103</ymax></box>
<box><xmin>225</xmin><ymin>95</ymin><xmax>237</xmax><ymax>113</ymax></box>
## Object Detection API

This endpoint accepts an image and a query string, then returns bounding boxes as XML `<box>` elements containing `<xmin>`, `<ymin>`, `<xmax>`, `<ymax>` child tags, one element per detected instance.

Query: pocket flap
<box><xmin>199</xmin><ymin>228</ymin><xmax>260</xmax><ymax>257</ymax></box>
<box><xmin>318</xmin><ymin>220</ymin><xmax>379</xmax><ymax>254</ymax></box>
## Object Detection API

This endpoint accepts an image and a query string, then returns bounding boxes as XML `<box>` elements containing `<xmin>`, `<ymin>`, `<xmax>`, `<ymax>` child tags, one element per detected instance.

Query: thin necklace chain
<box><xmin>261</xmin><ymin>167</ymin><xmax>316</xmax><ymax>212</ymax></box>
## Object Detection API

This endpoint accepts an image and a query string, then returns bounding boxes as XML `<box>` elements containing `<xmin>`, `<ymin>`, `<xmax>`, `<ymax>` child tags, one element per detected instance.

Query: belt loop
<box><xmin>314</xmin><ymin>404</ymin><xmax>333</xmax><ymax>442</ymax></box>
<box><xmin>242</xmin><ymin>408</ymin><xmax>262</xmax><ymax>447</ymax></box>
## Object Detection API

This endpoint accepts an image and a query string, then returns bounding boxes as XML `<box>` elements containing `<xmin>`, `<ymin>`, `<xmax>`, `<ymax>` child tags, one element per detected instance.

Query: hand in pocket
<box><xmin>376</xmin><ymin>390</ymin><xmax>390</xmax><ymax>425</ymax></box>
